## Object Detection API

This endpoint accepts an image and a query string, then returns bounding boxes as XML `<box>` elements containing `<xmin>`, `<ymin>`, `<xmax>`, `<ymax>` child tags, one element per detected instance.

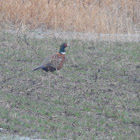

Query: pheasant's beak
<box><xmin>66</xmin><ymin>43</ymin><xmax>70</xmax><ymax>47</ymax></box>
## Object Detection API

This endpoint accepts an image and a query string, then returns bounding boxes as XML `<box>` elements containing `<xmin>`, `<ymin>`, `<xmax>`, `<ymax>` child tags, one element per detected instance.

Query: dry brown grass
<box><xmin>0</xmin><ymin>0</ymin><xmax>139</xmax><ymax>33</ymax></box>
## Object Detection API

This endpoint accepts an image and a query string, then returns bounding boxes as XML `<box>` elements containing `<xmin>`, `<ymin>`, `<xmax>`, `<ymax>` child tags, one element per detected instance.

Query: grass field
<box><xmin>0</xmin><ymin>31</ymin><xmax>140</xmax><ymax>139</ymax></box>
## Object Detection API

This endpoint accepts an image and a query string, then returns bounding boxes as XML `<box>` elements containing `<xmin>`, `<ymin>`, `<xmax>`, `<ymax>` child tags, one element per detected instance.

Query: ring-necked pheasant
<box><xmin>33</xmin><ymin>43</ymin><xmax>67</xmax><ymax>72</ymax></box>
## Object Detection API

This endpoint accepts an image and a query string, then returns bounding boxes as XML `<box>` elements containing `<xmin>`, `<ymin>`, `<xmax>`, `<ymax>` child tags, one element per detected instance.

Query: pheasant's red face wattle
<box><xmin>64</xmin><ymin>43</ymin><xmax>67</xmax><ymax>47</ymax></box>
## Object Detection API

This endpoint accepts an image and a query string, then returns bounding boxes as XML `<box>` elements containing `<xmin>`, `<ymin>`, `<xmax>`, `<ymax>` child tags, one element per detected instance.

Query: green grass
<box><xmin>0</xmin><ymin>31</ymin><xmax>140</xmax><ymax>139</ymax></box>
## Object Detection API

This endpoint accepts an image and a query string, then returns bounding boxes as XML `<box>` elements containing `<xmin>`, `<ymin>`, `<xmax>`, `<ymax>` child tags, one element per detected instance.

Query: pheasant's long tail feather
<box><xmin>33</xmin><ymin>65</ymin><xmax>44</xmax><ymax>71</ymax></box>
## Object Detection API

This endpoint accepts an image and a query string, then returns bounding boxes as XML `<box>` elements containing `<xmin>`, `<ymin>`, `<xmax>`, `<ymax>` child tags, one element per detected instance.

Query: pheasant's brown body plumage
<box><xmin>41</xmin><ymin>53</ymin><xmax>65</xmax><ymax>72</ymax></box>
<box><xmin>33</xmin><ymin>43</ymin><xmax>67</xmax><ymax>72</ymax></box>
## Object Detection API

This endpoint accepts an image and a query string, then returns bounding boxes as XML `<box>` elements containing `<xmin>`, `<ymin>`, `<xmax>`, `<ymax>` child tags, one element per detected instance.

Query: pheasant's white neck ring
<box><xmin>61</xmin><ymin>52</ymin><xmax>65</xmax><ymax>54</ymax></box>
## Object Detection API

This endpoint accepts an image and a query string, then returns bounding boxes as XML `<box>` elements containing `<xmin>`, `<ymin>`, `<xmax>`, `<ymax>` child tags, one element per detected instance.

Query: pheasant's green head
<box><xmin>59</xmin><ymin>43</ymin><xmax>67</xmax><ymax>54</ymax></box>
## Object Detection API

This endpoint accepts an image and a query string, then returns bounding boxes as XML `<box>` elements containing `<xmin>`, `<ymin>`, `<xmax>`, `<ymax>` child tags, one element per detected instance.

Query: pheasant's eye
<box><xmin>64</xmin><ymin>43</ymin><xmax>67</xmax><ymax>47</ymax></box>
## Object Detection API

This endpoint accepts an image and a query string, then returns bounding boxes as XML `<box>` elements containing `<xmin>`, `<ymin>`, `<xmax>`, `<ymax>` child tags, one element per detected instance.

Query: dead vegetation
<box><xmin>0</xmin><ymin>0</ymin><xmax>139</xmax><ymax>33</ymax></box>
